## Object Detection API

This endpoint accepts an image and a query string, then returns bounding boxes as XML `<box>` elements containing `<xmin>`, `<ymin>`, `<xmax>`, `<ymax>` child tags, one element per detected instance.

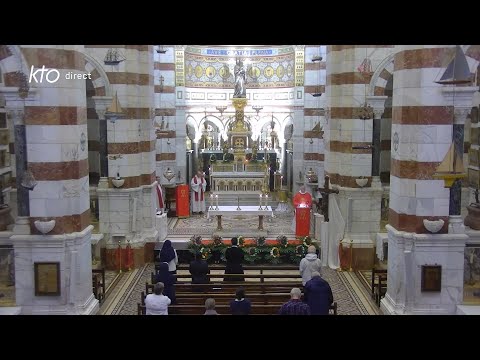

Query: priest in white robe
<box><xmin>191</xmin><ymin>170</ymin><xmax>207</xmax><ymax>214</ymax></box>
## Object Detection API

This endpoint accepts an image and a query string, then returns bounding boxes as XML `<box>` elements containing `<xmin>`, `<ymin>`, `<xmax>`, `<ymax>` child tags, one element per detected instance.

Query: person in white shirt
<box><xmin>145</xmin><ymin>282</ymin><xmax>171</xmax><ymax>315</ymax></box>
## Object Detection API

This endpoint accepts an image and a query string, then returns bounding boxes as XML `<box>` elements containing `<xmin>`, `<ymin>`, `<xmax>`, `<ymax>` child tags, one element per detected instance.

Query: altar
<box><xmin>207</xmin><ymin>205</ymin><xmax>273</xmax><ymax>237</ymax></box>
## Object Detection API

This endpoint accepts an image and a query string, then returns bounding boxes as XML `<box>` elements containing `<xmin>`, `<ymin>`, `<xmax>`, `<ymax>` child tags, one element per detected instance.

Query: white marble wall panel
<box><xmin>12</xmin><ymin>226</ymin><xmax>98</xmax><ymax>315</ymax></box>
<box><xmin>382</xmin><ymin>225</ymin><xmax>467</xmax><ymax>315</ymax></box>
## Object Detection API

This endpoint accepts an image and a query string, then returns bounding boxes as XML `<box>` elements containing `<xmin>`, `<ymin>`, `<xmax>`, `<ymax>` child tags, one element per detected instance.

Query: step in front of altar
<box><xmin>213</xmin><ymin>228</ymin><xmax>268</xmax><ymax>238</ymax></box>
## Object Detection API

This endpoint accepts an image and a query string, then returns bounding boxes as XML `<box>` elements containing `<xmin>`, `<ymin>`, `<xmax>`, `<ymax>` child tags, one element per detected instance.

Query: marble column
<box><xmin>382</xmin><ymin>45</ymin><xmax>468</xmax><ymax>315</ymax></box>
<box><xmin>91</xmin><ymin>96</ymin><xmax>113</xmax><ymax>178</ymax></box>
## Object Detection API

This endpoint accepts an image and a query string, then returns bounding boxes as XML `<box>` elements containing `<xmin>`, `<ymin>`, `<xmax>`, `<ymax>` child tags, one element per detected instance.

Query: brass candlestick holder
<box><xmin>349</xmin><ymin>239</ymin><xmax>354</xmax><ymax>272</ymax></box>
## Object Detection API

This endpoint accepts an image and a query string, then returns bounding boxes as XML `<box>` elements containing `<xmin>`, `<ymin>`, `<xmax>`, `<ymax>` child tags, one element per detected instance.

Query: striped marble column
<box><xmin>389</xmin><ymin>45</ymin><xmax>460</xmax><ymax>234</ymax></box>
<box><xmin>154</xmin><ymin>46</ymin><xmax>178</xmax><ymax>185</ymax></box>
<box><xmin>303</xmin><ymin>45</ymin><xmax>326</xmax><ymax>187</ymax></box>
<box><xmin>381</xmin><ymin>45</ymin><xmax>469</xmax><ymax>315</ymax></box>
<box><xmin>22</xmin><ymin>45</ymin><xmax>90</xmax><ymax>235</ymax></box>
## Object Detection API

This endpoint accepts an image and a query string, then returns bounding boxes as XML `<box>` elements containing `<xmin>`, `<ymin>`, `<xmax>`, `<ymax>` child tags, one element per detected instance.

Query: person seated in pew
<box><xmin>230</xmin><ymin>287</ymin><xmax>251</xmax><ymax>315</ymax></box>
<box><xmin>303</xmin><ymin>271</ymin><xmax>333</xmax><ymax>315</ymax></box>
<box><xmin>278</xmin><ymin>288</ymin><xmax>311</xmax><ymax>315</ymax></box>
<box><xmin>145</xmin><ymin>282</ymin><xmax>171</xmax><ymax>315</ymax></box>
<box><xmin>224</xmin><ymin>237</ymin><xmax>245</xmax><ymax>282</ymax></box>
<box><xmin>189</xmin><ymin>251</ymin><xmax>210</xmax><ymax>292</ymax></box>
<box><xmin>155</xmin><ymin>262</ymin><xmax>176</xmax><ymax>304</ymax></box>
<box><xmin>204</xmin><ymin>298</ymin><xmax>219</xmax><ymax>315</ymax></box>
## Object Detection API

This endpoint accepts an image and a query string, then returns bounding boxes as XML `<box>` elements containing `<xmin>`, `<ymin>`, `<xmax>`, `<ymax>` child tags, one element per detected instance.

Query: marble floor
<box><xmin>100</xmin><ymin>263</ymin><xmax>379</xmax><ymax>315</ymax></box>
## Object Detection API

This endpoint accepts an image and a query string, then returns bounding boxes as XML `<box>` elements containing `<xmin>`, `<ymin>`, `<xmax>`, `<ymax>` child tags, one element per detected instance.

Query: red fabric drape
<box><xmin>193</xmin><ymin>176</ymin><xmax>204</xmax><ymax>201</ymax></box>
<box><xmin>116</xmin><ymin>243</ymin><xmax>122</xmax><ymax>272</ymax></box>
<box><xmin>125</xmin><ymin>243</ymin><xmax>134</xmax><ymax>271</ymax></box>
<box><xmin>156</xmin><ymin>183</ymin><xmax>164</xmax><ymax>209</ymax></box>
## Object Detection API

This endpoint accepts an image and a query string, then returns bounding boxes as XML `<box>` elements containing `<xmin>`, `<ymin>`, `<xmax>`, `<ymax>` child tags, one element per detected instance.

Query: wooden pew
<box><xmin>145</xmin><ymin>282</ymin><xmax>304</xmax><ymax>297</ymax></box>
<box><xmin>371</xmin><ymin>268</ymin><xmax>387</xmax><ymax>300</ymax></box>
<box><xmin>92</xmin><ymin>268</ymin><xmax>106</xmax><ymax>303</ymax></box>
<box><xmin>374</xmin><ymin>274</ymin><xmax>387</xmax><ymax>307</ymax></box>
<box><xmin>151</xmin><ymin>272</ymin><xmax>302</xmax><ymax>284</ymax></box>
<box><xmin>137</xmin><ymin>302</ymin><xmax>338</xmax><ymax>315</ymax></box>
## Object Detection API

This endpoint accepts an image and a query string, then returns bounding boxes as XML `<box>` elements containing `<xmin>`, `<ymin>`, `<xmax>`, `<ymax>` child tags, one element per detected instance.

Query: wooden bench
<box><xmin>374</xmin><ymin>274</ymin><xmax>387</xmax><ymax>307</ymax></box>
<box><xmin>92</xmin><ymin>268</ymin><xmax>106</xmax><ymax>303</ymax></box>
<box><xmin>371</xmin><ymin>268</ymin><xmax>387</xmax><ymax>300</ymax></box>
<box><xmin>137</xmin><ymin>302</ymin><xmax>337</xmax><ymax>315</ymax></box>
<box><xmin>151</xmin><ymin>272</ymin><xmax>302</xmax><ymax>284</ymax></box>
<box><xmin>145</xmin><ymin>282</ymin><xmax>304</xmax><ymax>296</ymax></box>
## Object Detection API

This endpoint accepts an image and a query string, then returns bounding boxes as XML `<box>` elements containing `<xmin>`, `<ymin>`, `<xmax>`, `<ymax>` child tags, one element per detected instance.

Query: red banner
<box><xmin>176</xmin><ymin>184</ymin><xmax>190</xmax><ymax>218</ymax></box>
<box><xmin>295</xmin><ymin>207</ymin><xmax>311</xmax><ymax>237</ymax></box>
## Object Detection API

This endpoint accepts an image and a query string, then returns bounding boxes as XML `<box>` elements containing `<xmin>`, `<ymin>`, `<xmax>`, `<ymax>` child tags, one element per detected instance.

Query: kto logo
<box><xmin>29</xmin><ymin>65</ymin><xmax>60</xmax><ymax>84</ymax></box>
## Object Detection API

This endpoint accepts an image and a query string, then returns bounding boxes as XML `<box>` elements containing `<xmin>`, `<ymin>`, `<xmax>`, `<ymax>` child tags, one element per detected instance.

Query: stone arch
<box><xmin>83</xmin><ymin>53</ymin><xmax>112</xmax><ymax>97</ymax></box>
<box><xmin>0</xmin><ymin>45</ymin><xmax>31</xmax><ymax>88</ymax></box>
<box><xmin>368</xmin><ymin>52</ymin><xmax>395</xmax><ymax>97</ymax></box>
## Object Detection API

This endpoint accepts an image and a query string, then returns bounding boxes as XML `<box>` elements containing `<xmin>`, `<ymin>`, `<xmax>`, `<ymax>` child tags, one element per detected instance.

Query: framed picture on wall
<box><xmin>34</xmin><ymin>262</ymin><xmax>61</xmax><ymax>296</ymax></box>
<box><xmin>421</xmin><ymin>265</ymin><xmax>442</xmax><ymax>292</ymax></box>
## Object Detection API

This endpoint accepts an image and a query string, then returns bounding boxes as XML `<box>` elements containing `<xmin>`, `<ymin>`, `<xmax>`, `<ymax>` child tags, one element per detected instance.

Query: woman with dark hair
<box><xmin>154</xmin><ymin>262</ymin><xmax>176</xmax><ymax>304</ymax></box>
<box><xmin>230</xmin><ymin>287</ymin><xmax>251</xmax><ymax>315</ymax></box>
<box><xmin>224</xmin><ymin>237</ymin><xmax>244</xmax><ymax>282</ymax></box>
<box><xmin>159</xmin><ymin>240</ymin><xmax>178</xmax><ymax>274</ymax></box>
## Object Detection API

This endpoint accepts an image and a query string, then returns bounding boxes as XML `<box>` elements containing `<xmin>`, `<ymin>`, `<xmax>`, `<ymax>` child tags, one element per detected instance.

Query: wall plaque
<box><xmin>421</xmin><ymin>265</ymin><xmax>442</xmax><ymax>292</ymax></box>
<box><xmin>34</xmin><ymin>262</ymin><xmax>61</xmax><ymax>296</ymax></box>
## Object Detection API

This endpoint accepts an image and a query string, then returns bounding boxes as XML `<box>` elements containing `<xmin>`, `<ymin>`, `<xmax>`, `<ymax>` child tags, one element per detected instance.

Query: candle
<box><xmin>259</xmin><ymin>194</ymin><xmax>262</xmax><ymax>207</ymax></box>
<box><xmin>470</xmin><ymin>252</ymin><xmax>474</xmax><ymax>264</ymax></box>
<box><xmin>266</xmin><ymin>194</ymin><xmax>268</xmax><ymax>209</ymax></box>
<box><xmin>215</xmin><ymin>194</ymin><xmax>219</xmax><ymax>208</ymax></box>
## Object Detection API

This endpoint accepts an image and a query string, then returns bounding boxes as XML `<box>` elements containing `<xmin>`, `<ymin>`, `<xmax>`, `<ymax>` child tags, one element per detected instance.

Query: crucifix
<box><xmin>317</xmin><ymin>175</ymin><xmax>339</xmax><ymax>222</ymax></box>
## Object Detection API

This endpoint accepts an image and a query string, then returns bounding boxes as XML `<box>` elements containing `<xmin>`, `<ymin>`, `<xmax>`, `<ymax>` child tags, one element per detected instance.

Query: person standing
<box><xmin>224</xmin><ymin>237</ymin><xmax>244</xmax><ymax>282</ymax></box>
<box><xmin>145</xmin><ymin>282</ymin><xmax>171</xmax><ymax>315</ymax></box>
<box><xmin>158</xmin><ymin>239</ymin><xmax>178</xmax><ymax>274</ymax></box>
<box><xmin>291</xmin><ymin>185</ymin><xmax>313</xmax><ymax>237</ymax></box>
<box><xmin>299</xmin><ymin>245</ymin><xmax>322</xmax><ymax>285</ymax></box>
<box><xmin>191</xmin><ymin>170</ymin><xmax>207</xmax><ymax>214</ymax></box>
<box><xmin>303</xmin><ymin>271</ymin><xmax>334</xmax><ymax>315</ymax></box>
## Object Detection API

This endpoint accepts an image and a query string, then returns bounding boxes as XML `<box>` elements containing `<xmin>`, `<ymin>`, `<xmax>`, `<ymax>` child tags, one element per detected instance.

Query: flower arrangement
<box><xmin>200</xmin><ymin>246</ymin><xmax>211</xmax><ymax>260</ymax></box>
<box><xmin>244</xmin><ymin>246</ymin><xmax>259</xmax><ymax>264</ymax></box>
<box><xmin>277</xmin><ymin>235</ymin><xmax>288</xmax><ymax>247</ymax></box>
<box><xmin>255</xmin><ymin>236</ymin><xmax>266</xmax><ymax>247</ymax></box>
<box><xmin>302</xmin><ymin>236</ymin><xmax>312</xmax><ymax>246</ymax></box>
<box><xmin>212</xmin><ymin>235</ymin><xmax>222</xmax><ymax>246</ymax></box>
<box><xmin>238</xmin><ymin>236</ymin><xmax>245</xmax><ymax>247</ymax></box>
<box><xmin>190</xmin><ymin>235</ymin><xmax>202</xmax><ymax>246</ymax></box>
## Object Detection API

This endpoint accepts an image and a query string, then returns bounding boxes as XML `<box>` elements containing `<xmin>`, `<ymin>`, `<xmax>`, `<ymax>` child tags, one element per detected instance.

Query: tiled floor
<box><xmin>102</xmin><ymin>263</ymin><xmax>377</xmax><ymax>315</ymax></box>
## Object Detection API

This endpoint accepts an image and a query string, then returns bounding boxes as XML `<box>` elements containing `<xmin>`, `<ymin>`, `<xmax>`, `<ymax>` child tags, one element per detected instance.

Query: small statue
<box><xmin>223</xmin><ymin>140</ymin><xmax>229</xmax><ymax>156</ymax></box>
<box><xmin>233</xmin><ymin>58</ymin><xmax>246</xmax><ymax>98</ymax></box>
<box><xmin>252</xmin><ymin>141</ymin><xmax>258</xmax><ymax>160</ymax></box>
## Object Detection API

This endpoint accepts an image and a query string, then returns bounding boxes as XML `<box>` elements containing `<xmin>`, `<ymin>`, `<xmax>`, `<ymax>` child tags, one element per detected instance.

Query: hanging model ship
<box><xmin>432</xmin><ymin>142</ymin><xmax>466</xmax><ymax>188</ymax></box>
<box><xmin>104</xmin><ymin>49</ymin><xmax>126</xmax><ymax>66</ymax></box>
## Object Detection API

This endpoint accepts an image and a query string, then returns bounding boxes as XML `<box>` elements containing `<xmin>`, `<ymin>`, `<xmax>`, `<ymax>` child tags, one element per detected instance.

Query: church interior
<box><xmin>0</xmin><ymin>44</ymin><xmax>479</xmax><ymax>315</ymax></box>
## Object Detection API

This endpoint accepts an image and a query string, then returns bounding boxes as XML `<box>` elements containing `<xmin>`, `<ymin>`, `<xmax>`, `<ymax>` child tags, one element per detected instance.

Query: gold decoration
<box><xmin>433</xmin><ymin>143</ymin><xmax>467</xmax><ymax>187</ymax></box>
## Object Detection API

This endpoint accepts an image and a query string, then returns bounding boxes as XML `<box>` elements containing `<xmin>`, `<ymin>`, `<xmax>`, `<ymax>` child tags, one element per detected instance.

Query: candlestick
<box><xmin>259</xmin><ymin>194</ymin><xmax>263</xmax><ymax>210</ymax></box>
<box><xmin>265</xmin><ymin>194</ymin><xmax>268</xmax><ymax>210</ymax></box>
<box><xmin>470</xmin><ymin>252</ymin><xmax>474</xmax><ymax>264</ymax></box>
<box><xmin>215</xmin><ymin>194</ymin><xmax>219</xmax><ymax>210</ymax></box>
